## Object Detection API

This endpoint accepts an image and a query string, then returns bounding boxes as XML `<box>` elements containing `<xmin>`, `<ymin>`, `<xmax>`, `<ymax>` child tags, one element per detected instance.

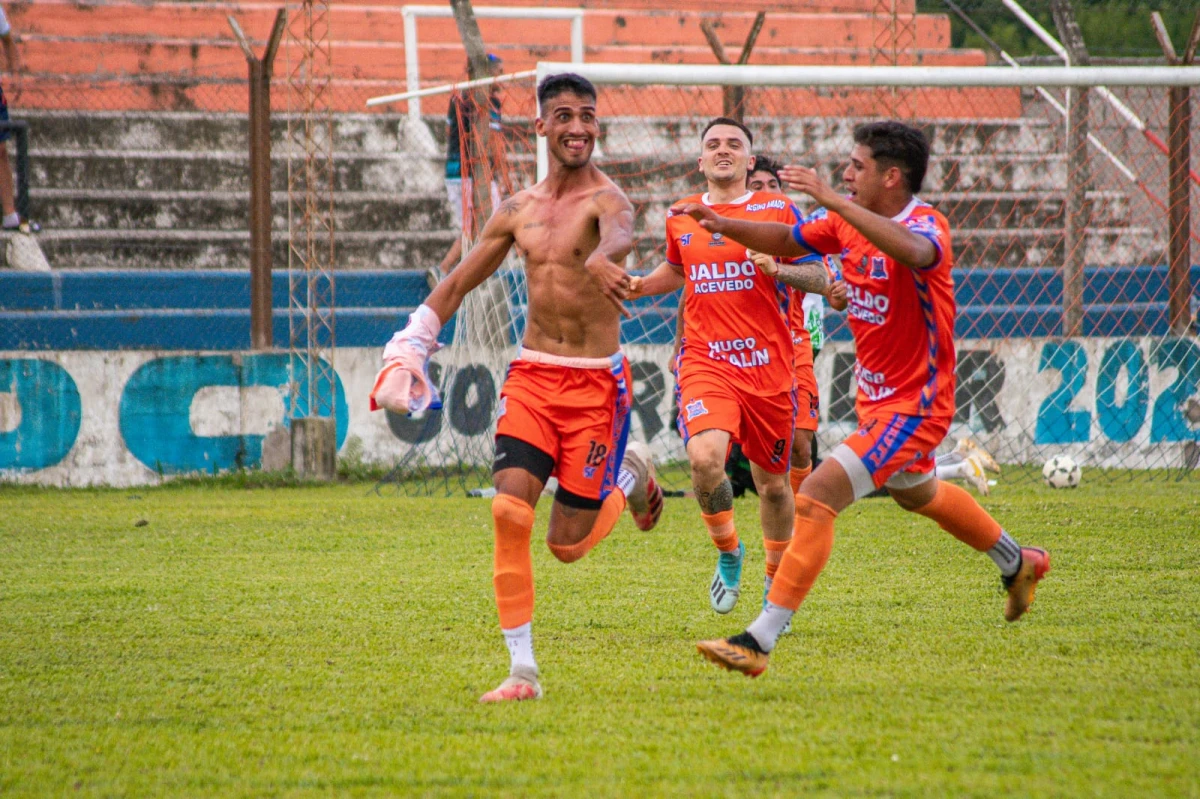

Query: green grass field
<box><xmin>2</xmin><ymin>477</ymin><xmax>1198</xmax><ymax>797</ymax></box>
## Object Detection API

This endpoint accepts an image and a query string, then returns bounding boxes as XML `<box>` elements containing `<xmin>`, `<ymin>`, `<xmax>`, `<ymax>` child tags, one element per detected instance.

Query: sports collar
<box><xmin>702</xmin><ymin>190</ymin><xmax>754</xmax><ymax>207</ymax></box>
<box><xmin>892</xmin><ymin>196</ymin><xmax>924</xmax><ymax>222</ymax></box>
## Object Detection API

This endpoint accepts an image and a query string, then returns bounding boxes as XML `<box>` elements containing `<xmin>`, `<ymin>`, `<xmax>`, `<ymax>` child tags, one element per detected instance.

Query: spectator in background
<box><xmin>0</xmin><ymin>4</ymin><xmax>32</xmax><ymax>231</ymax></box>
<box><xmin>428</xmin><ymin>53</ymin><xmax>504</xmax><ymax>289</ymax></box>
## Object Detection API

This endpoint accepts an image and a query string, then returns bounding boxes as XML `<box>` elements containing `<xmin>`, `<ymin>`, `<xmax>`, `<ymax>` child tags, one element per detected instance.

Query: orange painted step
<box><xmin>9</xmin><ymin>2</ymin><xmax>406</xmax><ymax>42</ymax></box>
<box><xmin>344</xmin><ymin>0</ymin><xmax>912</xmax><ymax>12</ymax></box>
<box><xmin>380</xmin><ymin>11</ymin><xmax>949</xmax><ymax>51</ymax></box>
<box><xmin>17</xmin><ymin>30</ymin><xmax>988</xmax><ymax>78</ymax></box>
<box><xmin>13</xmin><ymin>4</ymin><xmax>946</xmax><ymax>53</ymax></box>
<box><xmin>19</xmin><ymin>37</ymin><xmax>410</xmax><ymax>81</ymax></box>
<box><xmin>12</xmin><ymin>73</ymin><xmax>1018</xmax><ymax>119</ymax></box>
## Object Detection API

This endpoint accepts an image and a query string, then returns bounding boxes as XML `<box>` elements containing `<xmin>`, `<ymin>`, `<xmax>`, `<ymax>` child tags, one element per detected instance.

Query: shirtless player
<box><xmin>382</xmin><ymin>73</ymin><xmax>662</xmax><ymax>702</ymax></box>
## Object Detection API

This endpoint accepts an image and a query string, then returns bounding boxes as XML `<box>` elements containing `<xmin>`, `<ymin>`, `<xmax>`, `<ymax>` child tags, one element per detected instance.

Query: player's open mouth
<box><xmin>563</xmin><ymin>138</ymin><xmax>590</xmax><ymax>153</ymax></box>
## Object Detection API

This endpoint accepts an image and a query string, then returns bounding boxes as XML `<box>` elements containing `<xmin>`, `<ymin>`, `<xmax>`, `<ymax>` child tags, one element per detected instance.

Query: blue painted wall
<box><xmin>1</xmin><ymin>266</ymin><xmax>1196</xmax><ymax>350</ymax></box>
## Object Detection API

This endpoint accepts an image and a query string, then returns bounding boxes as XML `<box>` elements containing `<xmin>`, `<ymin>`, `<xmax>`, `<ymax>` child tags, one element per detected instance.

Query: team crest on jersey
<box><xmin>906</xmin><ymin>218</ymin><xmax>940</xmax><ymax>239</ymax></box>
<box><xmin>805</xmin><ymin>208</ymin><xmax>828</xmax><ymax>222</ymax></box>
<box><xmin>496</xmin><ymin>396</ymin><xmax>507</xmax><ymax>418</ymax></box>
<box><xmin>869</xmin><ymin>256</ymin><xmax>888</xmax><ymax>280</ymax></box>
<box><xmin>708</xmin><ymin>232</ymin><xmax>725</xmax><ymax>246</ymax></box>
<box><xmin>680</xmin><ymin>233</ymin><xmax>693</xmax><ymax>246</ymax></box>
<box><xmin>685</xmin><ymin>398</ymin><xmax>708</xmax><ymax>421</ymax></box>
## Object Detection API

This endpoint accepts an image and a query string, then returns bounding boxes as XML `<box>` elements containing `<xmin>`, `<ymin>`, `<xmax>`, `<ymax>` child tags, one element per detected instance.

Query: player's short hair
<box><xmin>537</xmin><ymin>73</ymin><xmax>597</xmax><ymax>110</ymax></box>
<box><xmin>853</xmin><ymin>121</ymin><xmax>929</xmax><ymax>194</ymax></box>
<box><xmin>701</xmin><ymin>117</ymin><xmax>753</xmax><ymax>148</ymax></box>
<box><xmin>747</xmin><ymin>154</ymin><xmax>782</xmax><ymax>185</ymax></box>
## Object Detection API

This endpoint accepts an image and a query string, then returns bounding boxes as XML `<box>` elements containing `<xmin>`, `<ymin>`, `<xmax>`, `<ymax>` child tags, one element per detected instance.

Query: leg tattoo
<box><xmin>697</xmin><ymin>478</ymin><xmax>734</xmax><ymax>515</ymax></box>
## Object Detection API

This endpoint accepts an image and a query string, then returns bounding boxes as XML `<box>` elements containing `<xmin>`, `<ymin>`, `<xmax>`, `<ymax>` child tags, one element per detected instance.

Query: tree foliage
<box><xmin>919</xmin><ymin>0</ymin><xmax>1199</xmax><ymax>59</ymax></box>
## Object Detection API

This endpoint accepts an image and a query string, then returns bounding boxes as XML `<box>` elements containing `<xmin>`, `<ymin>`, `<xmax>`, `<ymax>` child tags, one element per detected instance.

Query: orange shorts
<box><xmin>829</xmin><ymin>412</ymin><xmax>950</xmax><ymax>500</ymax></box>
<box><xmin>793</xmin><ymin>364</ymin><xmax>819</xmax><ymax>433</ymax></box>
<box><xmin>495</xmin><ymin>349</ymin><xmax>631</xmax><ymax>501</ymax></box>
<box><xmin>676</xmin><ymin>370</ymin><xmax>795</xmax><ymax>474</ymax></box>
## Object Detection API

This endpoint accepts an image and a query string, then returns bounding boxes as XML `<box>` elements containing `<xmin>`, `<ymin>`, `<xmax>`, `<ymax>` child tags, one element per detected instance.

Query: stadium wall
<box><xmin>1</xmin><ymin>335</ymin><xmax>1195</xmax><ymax>486</ymax></box>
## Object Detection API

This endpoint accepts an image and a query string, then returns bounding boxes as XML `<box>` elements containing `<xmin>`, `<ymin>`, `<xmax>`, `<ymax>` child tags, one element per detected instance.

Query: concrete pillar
<box><xmin>291</xmin><ymin>417</ymin><xmax>337</xmax><ymax>480</ymax></box>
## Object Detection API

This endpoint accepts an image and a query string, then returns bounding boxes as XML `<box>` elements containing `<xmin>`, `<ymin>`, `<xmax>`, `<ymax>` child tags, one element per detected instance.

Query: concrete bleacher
<box><xmin>3</xmin><ymin>108</ymin><xmax>1157</xmax><ymax>274</ymax></box>
<box><xmin>4</xmin><ymin>265</ymin><xmax>1196</xmax><ymax>351</ymax></box>
<box><xmin>0</xmin><ymin>0</ymin><xmax>1174</xmax><ymax>345</ymax></box>
<box><xmin>10</xmin><ymin>0</ymin><xmax>991</xmax><ymax>115</ymax></box>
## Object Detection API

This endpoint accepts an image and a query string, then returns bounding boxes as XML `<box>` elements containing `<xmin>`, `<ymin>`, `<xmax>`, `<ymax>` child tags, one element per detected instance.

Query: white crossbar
<box><xmin>534</xmin><ymin>62</ymin><xmax>1200</xmax><ymax>88</ymax></box>
<box><xmin>533</xmin><ymin>60</ymin><xmax>1200</xmax><ymax>180</ymax></box>
<box><xmin>403</xmin><ymin>5</ymin><xmax>584</xmax><ymax>122</ymax></box>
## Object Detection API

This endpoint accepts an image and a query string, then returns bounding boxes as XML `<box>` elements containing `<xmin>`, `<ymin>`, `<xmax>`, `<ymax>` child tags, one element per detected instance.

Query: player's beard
<box><xmin>705</xmin><ymin>167</ymin><xmax>746</xmax><ymax>191</ymax></box>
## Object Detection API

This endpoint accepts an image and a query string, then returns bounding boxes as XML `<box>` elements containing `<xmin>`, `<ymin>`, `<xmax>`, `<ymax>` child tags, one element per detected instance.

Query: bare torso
<box><xmin>499</xmin><ymin>170</ymin><xmax>629</xmax><ymax>358</ymax></box>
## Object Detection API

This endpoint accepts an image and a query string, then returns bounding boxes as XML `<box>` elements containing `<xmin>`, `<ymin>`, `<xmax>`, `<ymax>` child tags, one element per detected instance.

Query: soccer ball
<box><xmin>1042</xmin><ymin>455</ymin><xmax>1081</xmax><ymax>489</ymax></box>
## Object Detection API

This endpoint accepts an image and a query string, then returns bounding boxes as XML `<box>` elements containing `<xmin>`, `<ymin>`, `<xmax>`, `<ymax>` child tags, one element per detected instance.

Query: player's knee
<box><xmin>759</xmin><ymin>476</ymin><xmax>792</xmax><ymax>507</ymax></box>
<box><xmin>688</xmin><ymin>449</ymin><xmax>726</xmax><ymax>487</ymax></box>
<box><xmin>545</xmin><ymin>486</ymin><xmax>601</xmax><ymax>562</ymax></box>
<box><xmin>889</xmin><ymin>482</ymin><xmax>937</xmax><ymax>512</ymax></box>
<box><xmin>790</xmin><ymin>445</ymin><xmax>811</xmax><ymax>470</ymax></box>
<box><xmin>546</xmin><ymin>536</ymin><xmax>584</xmax><ymax>563</ymax></box>
<box><xmin>492</xmin><ymin>493</ymin><xmax>535</xmax><ymax>542</ymax></box>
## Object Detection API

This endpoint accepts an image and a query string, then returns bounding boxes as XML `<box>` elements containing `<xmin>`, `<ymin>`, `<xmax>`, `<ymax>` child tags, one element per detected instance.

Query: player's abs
<box><xmin>522</xmin><ymin>261</ymin><xmax>622</xmax><ymax>358</ymax></box>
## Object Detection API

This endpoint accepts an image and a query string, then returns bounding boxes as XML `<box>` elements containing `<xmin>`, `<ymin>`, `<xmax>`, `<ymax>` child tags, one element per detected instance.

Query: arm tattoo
<box><xmin>498</xmin><ymin>198</ymin><xmax>524</xmax><ymax>216</ymax></box>
<box><xmin>772</xmin><ymin>262</ymin><xmax>829</xmax><ymax>294</ymax></box>
<box><xmin>697</xmin><ymin>478</ymin><xmax>734</xmax><ymax>514</ymax></box>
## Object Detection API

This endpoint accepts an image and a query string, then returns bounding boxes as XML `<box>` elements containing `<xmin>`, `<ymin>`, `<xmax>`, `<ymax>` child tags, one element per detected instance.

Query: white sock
<box><xmin>988</xmin><ymin>530</ymin><xmax>1022</xmax><ymax>577</ymax></box>
<box><xmin>936</xmin><ymin>459</ymin><xmax>971</xmax><ymax>481</ymax></box>
<box><xmin>746</xmin><ymin>602</ymin><xmax>793</xmax><ymax>653</ymax></box>
<box><xmin>502</xmin><ymin>622</ymin><xmax>537</xmax><ymax>673</ymax></box>
<box><xmin>2</xmin><ymin>212</ymin><xmax>18</xmax><ymax>228</ymax></box>
<box><xmin>616</xmin><ymin>467</ymin><xmax>637</xmax><ymax>497</ymax></box>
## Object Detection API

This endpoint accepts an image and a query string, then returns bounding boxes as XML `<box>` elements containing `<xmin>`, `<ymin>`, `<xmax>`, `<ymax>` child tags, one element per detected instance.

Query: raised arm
<box><xmin>424</xmin><ymin>197</ymin><xmax>520</xmax><ymax>323</ymax></box>
<box><xmin>583</xmin><ymin>187</ymin><xmax>636</xmax><ymax>317</ymax></box>
<box><xmin>780</xmin><ymin>165</ymin><xmax>937</xmax><ymax>270</ymax></box>
<box><xmin>672</xmin><ymin>204</ymin><xmax>808</xmax><ymax>260</ymax></box>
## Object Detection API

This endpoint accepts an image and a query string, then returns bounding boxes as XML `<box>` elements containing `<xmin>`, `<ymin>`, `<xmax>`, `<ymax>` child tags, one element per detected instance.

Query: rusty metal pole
<box><xmin>1051</xmin><ymin>0</ymin><xmax>1091</xmax><ymax>337</ymax></box>
<box><xmin>1153</xmin><ymin>11</ymin><xmax>1199</xmax><ymax>335</ymax></box>
<box><xmin>700</xmin><ymin>14</ymin><xmax>765</xmax><ymax>122</ymax></box>
<box><xmin>231</xmin><ymin>10</ymin><xmax>286</xmax><ymax>350</ymax></box>
<box><xmin>1166</xmin><ymin>70</ymin><xmax>1193</xmax><ymax>334</ymax></box>
<box><xmin>247</xmin><ymin>57</ymin><xmax>273</xmax><ymax>350</ymax></box>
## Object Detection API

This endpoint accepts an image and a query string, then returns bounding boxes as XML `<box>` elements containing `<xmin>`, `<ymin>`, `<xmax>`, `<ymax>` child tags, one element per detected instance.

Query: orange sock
<box><xmin>492</xmin><ymin>494</ymin><xmax>536</xmax><ymax>629</ymax></box>
<box><xmin>547</xmin><ymin>490</ymin><xmax>626</xmax><ymax>563</ymax></box>
<box><xmin>763</xmin><ymin>536</ymin><xmax>789</xmax><ymax>579</ymax></box>
<box><xmin>789</xmin><ymin>465</ymin><xmax>812</xmax><ymax>495</ymax></box>
<box><xmin>702</xmin><ymin>509</ymin><xmax>739</xmax><ymax>553</ymax></box>
<box><xmin>766</xmin><ymin>496</ymin><xmax>836</xmax><ymax>611</ymax></box>
<box><xmin>912</xmin><ymin>480</ymin><xmax>1002</xmax><ymax>551</ymax></box>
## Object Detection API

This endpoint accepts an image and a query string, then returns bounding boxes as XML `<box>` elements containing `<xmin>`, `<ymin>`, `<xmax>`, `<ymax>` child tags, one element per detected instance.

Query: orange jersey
<box><xmin>791</xmin><ymin>198</ymin><xmax>956</xmax><ymax>418</ymax></box>
<box><xmin>667</xmin><ymin>191</ymin><xmax>800</xmax><ymax>395</ymax></box>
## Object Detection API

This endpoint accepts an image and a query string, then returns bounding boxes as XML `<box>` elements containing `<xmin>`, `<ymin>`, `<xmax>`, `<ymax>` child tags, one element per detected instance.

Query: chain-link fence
<box><xmin>385</xmin><ymin>70</ymin><xmax>1200</xmax><ymax>494</ymax></box>
<box><xmin>1</xmin><ymin>56</ymin><xmax>1197</xmax><ymax>487</ymax></box>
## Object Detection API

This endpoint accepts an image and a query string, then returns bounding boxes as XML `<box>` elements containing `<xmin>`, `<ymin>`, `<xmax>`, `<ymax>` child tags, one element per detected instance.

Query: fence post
<box><xmin>700</xmin><ymin>14</ymin><xmax>766</xmax><ymax>122</ymax></box>
<box><xmin>1152</xmin><ymin>11</ymin><xmax>1199</xmax><ymax>335</ymax></box>
<box><xmin>230</xmin><ymin>10</ymin><xmax>287</xmax><ymax>351</ymax></box>
<box><xmin>1051</xmin><ymin>0</ymin><xmax>1090</xmax><ymax>338</ymax></box>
